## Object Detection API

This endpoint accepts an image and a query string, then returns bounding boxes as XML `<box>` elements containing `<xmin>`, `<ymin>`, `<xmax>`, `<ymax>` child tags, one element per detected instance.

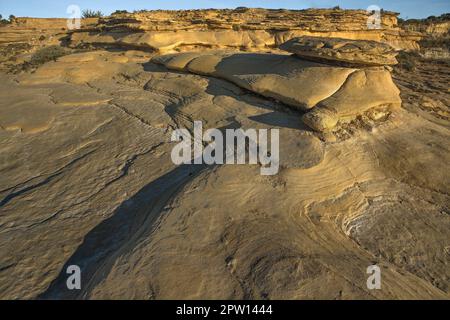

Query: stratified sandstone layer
<box><xmin>0</xmin><ymin>9</ymin><xmax>449</xmax><ymax>301</ymax></box>
<box><xmin>0</xmin><ymin>18</ymin><xmax>98</xmax><ymax>70</ymax></box>
<box><xmin>401</xmin><ymin>14</ymin><xmax>450</xmax><ymax>60</ymax></box>
<box><xmin>152</xmin><ymin>48</ymin><xmax>401</xmax><ymax>131</ymax></box>
<box><xmin>401</xmin><ymin>14</ymin><xmax>450</xmax><ymax>36</ymax></box>
<box><xmin>280</xmin><ymin>36</ymin><xmax>399</xmax><ymax>66</ymax></box>
<box><xmin>1</xmin><ymin>49</ymin><xmax>448</xmax><ymax>300</ymax></box>
<box><xmin>68</xmin><ymin>8</ymin><xmax>421</xmax><ymax>52</ymax></box>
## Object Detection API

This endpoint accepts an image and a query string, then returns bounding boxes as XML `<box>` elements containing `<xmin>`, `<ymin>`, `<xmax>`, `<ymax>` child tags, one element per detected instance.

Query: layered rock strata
<box><xmin>0</xmin><ymin>18</ymin><xmax>98</xmax><ymax>69</ymax></box>
<box><xmin>152</xmin><ymin>46</ymin><xmax>401</xmax><ymax>131</ymax></box>
<box><xmin>280</xmin><ymin>36</ymin><xmax>399</xmax><ymax>66</ymax></box>
<box><xmin>68</xmin><ymin>8</ymin><xmax>421</xmax><ymax>52</ymax></box>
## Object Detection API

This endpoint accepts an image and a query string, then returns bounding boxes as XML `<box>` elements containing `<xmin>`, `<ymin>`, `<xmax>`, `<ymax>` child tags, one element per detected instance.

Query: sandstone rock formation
<box><xmin>152</xmin><ymin>45</ymin><xmax>401</xmax><ymax>131</ymax></box>
<box><xmin>68</xmin><ymin>8</ymin><xmax>421</xmax><ymax>52</ymax></box>
<box><xmin>400</xmin><ymin>14</ymin><xmax>450</xmax><ymax>60</ymax></box>
<box><xmin>279</xmin><ymin>36</ymin><xmax>399</xmax><ymax>66</ymax></box>
<box><xmin>401</xmin><ymin>14</ymin><xmax>450</xmax><ymax>36</ymax></box>
<box><xmin>0</xmin><ymin>18</ymin><xmax>98</xmax><ymax>71</ymax></box>
<box><xmin>0</xmin><ymin>9</ymin><xmax>449</xmax><ymax>301</ymax></box>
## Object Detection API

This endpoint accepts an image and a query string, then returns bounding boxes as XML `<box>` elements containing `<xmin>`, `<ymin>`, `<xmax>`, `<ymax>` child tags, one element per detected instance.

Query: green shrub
<box><xmin>112</xmin><ymin>10</ymin><xmax>128</xmax><ymax>15</ymax></box>
<box><xmin>82</xmin><ymin>9</ymin><xmax>104</xmax><ymax>18</ymax></box>
<box><xmin>420</xmin><ymin>37</ymin><xmax>450</xmax><ymax>49</ymax></box>
<box><xmin>0</xmin><ymin>14</ymin><xmax>12</xmax><ymax>25</ymax></box>
<box><xmin>30</xmin><ymin>45</ymin><xmax>68</xmax><ymax>66</ymax></box>
<box><xmin>396</xmin><ymin>51</ymin><xmax>420</xmax><ymax>71</ymax></box>
<box><xmin>402</xmin><ymin>13</ymin><xmax>450</xmax><ymax>25</ymax></box>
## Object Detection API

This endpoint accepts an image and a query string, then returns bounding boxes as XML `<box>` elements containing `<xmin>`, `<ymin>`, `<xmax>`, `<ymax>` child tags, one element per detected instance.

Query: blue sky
<box><xmin>1</xmin><ymin>0</ymin><xmax>449</xmax><ymax>19</ymax></box>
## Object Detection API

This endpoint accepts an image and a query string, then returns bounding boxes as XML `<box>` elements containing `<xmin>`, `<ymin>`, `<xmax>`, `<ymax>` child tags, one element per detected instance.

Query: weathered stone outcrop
<box><xmin>68</xmin><ymin>8</ymin><xmax>420</xmax><ymax>51</ymax></box>
<box><xmin>401</xmin><ymin>14</ymin><xmax>450</xmax><ymax>36</ymax></box>
<box><xmin>1</xmin><ymin>10</ymin><xmax>449</xmax><ymax>301</ymax></box>
<box><xmin>0</xmin><ymin>18</ymin><xmax>98</xmax><ymax>69</ymax></box>
<box><xmin>100</xmin><ymin>8</ymin><xmax>401</xmax><ymax>32</ymax></box>
<box><xmin>0</xmin><ymin>18</ymin><xmax>98</xmax><ymax>47</ymax></box>
<box><xmin>400</xmin><ymin>14</ymin><xmax>450</xmax><ymax>59</ymax></box>
<box><xmin>152</xmin><ymin>49</ymin><xmax>401</xmax><ymax>131</ymax></box>
<box><xmin>0</xmin><ymin>18</ymin><xmax>69</xmax><ymax>46</ymax></box>
<box><xmin>280</xmin><ymin>36</ymin><xmax>398</xmax><ymax>66</ymax></box>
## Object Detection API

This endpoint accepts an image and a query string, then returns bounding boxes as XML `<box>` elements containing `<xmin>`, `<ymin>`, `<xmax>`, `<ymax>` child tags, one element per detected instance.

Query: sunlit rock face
<box><xmin>0</xmin><ymin>9</ymin><xmax>449</xmax><ymax>300</ymax></box>
<box><xmin>400</xmin><ymin>14</ymin><xmax>450</xmax><ymax>60</ymax></box>
<box><xmin>152</xmin><ymin>40</ymin><xmax>402</xmax><ymax>132</ymax></box>
<box><xmin>68</xmin><ymin>8</ymin><xmax>421</xmax><ymax>52</ymax></box>
<box><xmin>279</xmin><ymin>36</ymin><xmax>399</xmax><ymax>66</ymax></box>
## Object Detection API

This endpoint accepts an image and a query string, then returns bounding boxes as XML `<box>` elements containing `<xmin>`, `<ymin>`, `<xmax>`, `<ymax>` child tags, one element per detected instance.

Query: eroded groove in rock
<box><xmin>67</xmin><ymin>8</ymin><xmax>421</xmax><ymax>52</ymax></box>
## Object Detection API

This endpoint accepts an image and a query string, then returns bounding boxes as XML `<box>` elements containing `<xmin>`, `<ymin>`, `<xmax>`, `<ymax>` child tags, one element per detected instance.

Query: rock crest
<box><xmin>279</xmin><ymin>36</ymin><xmax>399</xmax><ymax>66</ymax></box>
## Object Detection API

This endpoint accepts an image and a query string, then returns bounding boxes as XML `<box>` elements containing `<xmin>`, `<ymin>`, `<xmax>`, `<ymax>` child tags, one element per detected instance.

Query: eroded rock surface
<box><xmin>0</xmin><ymin>10</ymin><xmax>449</xmax><ymax>301</ymax></box>
<box><xmin>401</xmin><ymin>14</ymin><xmax>450</xmax><ymax>60</ymax></box>
<box><xmin>68</xmin><ymin>8</ymin><xmax>421</xmax><ymax>52</ymax></box>
<box><xmin>280</xmin><ymin>36</ymin><xmax>399</xmax><ymax>66</ymax></box>
<box><xmin>0</xmin><ymin>18</ymin><xmax>98</xmax><ymax>71</ymax></box>
<box><xmin>152</xmin><ymin>49</ymin><xmax>401</xmax><ymax>131</ymax></box>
